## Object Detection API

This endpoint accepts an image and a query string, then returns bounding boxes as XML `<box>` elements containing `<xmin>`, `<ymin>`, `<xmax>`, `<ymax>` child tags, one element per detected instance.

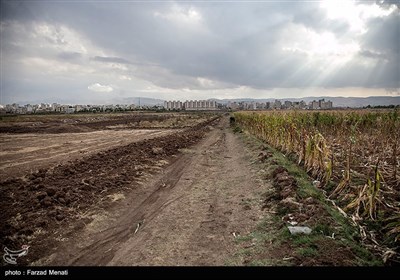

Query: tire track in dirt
<box><xmin>42</xmin><ymin>116</ymin><xmax>269</xmax><ymax>266</ymax></box>
<box><xmin>64</xmin><ymin>156</ymin><xmax>193</xmax><ymax>265</ymax></box>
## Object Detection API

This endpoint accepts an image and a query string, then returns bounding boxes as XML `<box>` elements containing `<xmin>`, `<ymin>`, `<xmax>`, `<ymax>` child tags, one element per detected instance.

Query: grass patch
<box><xmin>313</xmin><ymin>223</ymin><xmax>334</xmax><ymax>236</ymax></box>
<box><xmin>292</xmin><ymin>235</ymin><xmax>314</xmax><ymax>246</ymax></box>
<box><xmin>341</xmin><ymin>239</ymin><xmax>382</xmax><ymax>266</ymax></box>
<box><xmin>297</xmin><ymin>247</ymin><xmax>318</xmax><ymax>257</ymax></box>
<box><xmin>324</xmin><ymin>204</ymin><xmax>359</xmax><ymax>240</ymax></box>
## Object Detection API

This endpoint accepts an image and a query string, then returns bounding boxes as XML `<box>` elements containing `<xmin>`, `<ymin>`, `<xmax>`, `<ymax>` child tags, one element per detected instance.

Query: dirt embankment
<box><xmin>0</xmin><ymin>117</ymin><xmax>220</xmax><ymax>266</ymax></box>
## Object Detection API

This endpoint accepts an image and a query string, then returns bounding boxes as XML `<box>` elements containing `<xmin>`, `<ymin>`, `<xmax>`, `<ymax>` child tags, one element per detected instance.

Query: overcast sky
<box><xmin>1</xmin><ymin>0</ymin><xmax>399</xmax><ymax>104</ymax></box>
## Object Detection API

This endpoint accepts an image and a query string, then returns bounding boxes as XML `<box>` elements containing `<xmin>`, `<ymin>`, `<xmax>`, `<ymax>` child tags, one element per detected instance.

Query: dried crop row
<box><xmin>234</xmin><ymin>110</ymin><xmax>400</xmax><ymax>263</ymax></box>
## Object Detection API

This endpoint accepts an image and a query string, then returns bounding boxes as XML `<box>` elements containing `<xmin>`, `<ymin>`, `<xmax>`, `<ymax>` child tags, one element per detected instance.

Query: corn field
<box><xmin>234</xmin><ymin>109</ymin><xmax>400</xmax><ymax>256</ymax></box>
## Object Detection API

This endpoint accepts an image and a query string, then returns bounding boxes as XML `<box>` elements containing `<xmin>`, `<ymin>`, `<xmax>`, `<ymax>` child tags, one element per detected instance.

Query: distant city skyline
<box><xmin>3</xmin><ymin>95</ymin><xmax>400</xmax><ymax>115</ymax></box>
<box><xmin>1</xmin><ymin>98</ymin><xmax>334</xmax><ymax>114</ymax></box>
<box><xmin>1</xmin><ymin>1</ymin><xmax>399</xmax><ymax>104</ymax></box>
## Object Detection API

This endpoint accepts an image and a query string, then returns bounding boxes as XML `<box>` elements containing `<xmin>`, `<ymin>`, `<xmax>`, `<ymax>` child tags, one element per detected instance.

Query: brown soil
<box><xmin>1</xmin><ymin>116</ymin><xmax>272</xmax><ymax>266</ymax></box>
<box><xmin>0</xmin><ymin>129</ymin><xmax>179</xmax><ymax>180</ymax></box>
<box><xmin>0</xmin><ymin>113</ymin><xmax>209</xmax><ymax>134</ymax></box>
<box><xmin>260</xmin><ymin>237</ymin><xmax>356</xmax><ymax>266</ymax></box>
<box><xmin>0</xmin><ymin>117</ymin><xmax>221</xmax><ymax>266</ymax></box>
<box><xmin>0</xmin><ymin>114</ymin><xmax>170</xmax><ymax>133</ymax></box>
<box><xmin>294</xmin><ymin>238</ymin><xmax>356</xmax><ymax>266</ymax></box>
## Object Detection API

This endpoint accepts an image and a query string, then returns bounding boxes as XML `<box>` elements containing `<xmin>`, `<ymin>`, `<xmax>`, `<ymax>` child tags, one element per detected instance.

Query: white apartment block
<box><xmin>163</xmin><ymin>100</ymin><xmax>183</xmax><ymax>110</ymax></box>
<box><xmin>164</xmin><ymin>100</ymin><xmax>217</xmax><ymax>110</ymax></box>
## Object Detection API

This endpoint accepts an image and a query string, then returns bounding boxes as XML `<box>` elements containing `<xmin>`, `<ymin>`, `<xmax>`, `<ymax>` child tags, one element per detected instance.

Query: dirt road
<box><xmin>42</xmin><ymin>117</ymin><xmax>268</xmax><ymax>266</ymax></box>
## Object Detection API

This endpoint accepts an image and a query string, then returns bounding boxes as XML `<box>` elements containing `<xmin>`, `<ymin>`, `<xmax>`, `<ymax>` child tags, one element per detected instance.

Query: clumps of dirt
<box><xmin>273</xmin><ymin>167</ymin><xmax>298</xmax><ymax>199</ymax></box>
<box><xmin>281</xmin><ymin>201</ymin><xmax>334</xmax><ymax>231</ymax></box>
<box><xmin>263</xmin><ymin>237</ymin><xmax>357</xmax><ymax>266</ymax></box>
<box><xmin>264</xmin><ymin>166</ymin><xmax>336</xmax><ymax>230</ymax></box>
<box><xmin>295</xmin><ymin>238</ymin><xmax>356</xmax><ymax>266</ymax></box>
<box><xmin>0</xmin><ymin>116</ymin><xmax>220</xmax><ymax>265</ymax></box>
<box><xmin>262</xmin><ymin>166</ymin><xmax>298</xmax><ymax>210</ymax></box>
<box><xmin>261</xmin><ymin>165</ymin><xmax>359</xmax><ymax>265</ymax></box>
<box><xmin>262</xmin><ymin>166</ymin><xmax>298</xmax><ymax>205</ymax></box>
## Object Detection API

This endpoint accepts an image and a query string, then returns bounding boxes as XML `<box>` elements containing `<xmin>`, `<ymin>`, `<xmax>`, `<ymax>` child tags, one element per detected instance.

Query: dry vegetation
<box><xmin>234</xmin><ymin>109</ymin><xmax>400</xmax><ymax>264</ymax></box>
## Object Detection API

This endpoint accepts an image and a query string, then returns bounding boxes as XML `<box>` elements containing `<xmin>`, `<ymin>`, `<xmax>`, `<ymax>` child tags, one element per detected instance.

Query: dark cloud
<box><xmin>361</xmin><ymin>12</ymin><xmax>399</xmax><ymax>88</ymax></box>
<box><xmin>1</xmin><ymin>0</ymin><xmax>398</xmax><ymax>104</ymax></box>
<box><xmin>1</xmin><ymin>0</ymin><xmax>37</xmax><ymax>22</ymax></box>
<box><xmin>375</xmin><ymin>0</ymin><xmax>400</xmax><ymax>9</ymax></box>
<box><xmin>362</xmin><ymin>12</ymin><xmax>399</xmax><ymax>55</ymax></box>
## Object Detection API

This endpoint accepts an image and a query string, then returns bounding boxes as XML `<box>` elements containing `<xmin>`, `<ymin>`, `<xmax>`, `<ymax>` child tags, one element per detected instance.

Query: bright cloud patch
<box><xmin>88</xmin><ymin>83</ymin><xmax>113</xmax><ymax>93</ymax></box>
<box><xmin>320</xmin><ymin>0</ymin><xmax>397</xmax><ymax>33</ymax></box>
<box><xmin>282</xmin><ymin>26</ymin><xmax>360</xmax><ymax>58</ymax></box>
<box><xmin>154</xmin><ymin>5</ymin><xmax>202</xmax><ymax>24</ymax></box>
